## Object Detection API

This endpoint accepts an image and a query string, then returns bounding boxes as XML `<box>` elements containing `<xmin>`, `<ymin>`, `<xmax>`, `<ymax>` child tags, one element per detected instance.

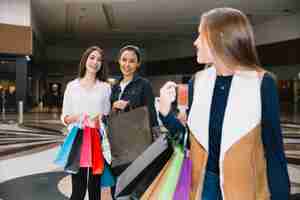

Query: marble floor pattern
<box><xmin>0</xmin><ymin>110</ymin><xmax>300</xmax><ymax>200</ymax></box>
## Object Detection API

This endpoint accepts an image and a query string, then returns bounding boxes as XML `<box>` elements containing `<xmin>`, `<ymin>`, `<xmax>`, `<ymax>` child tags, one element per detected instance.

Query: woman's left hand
<box><xmin>177</xmin><ymin>111</ymin><xmax>187</xmax><ymax>125</ymax></box>
<box><xmin>87</xmin><ymin>114</ymin><xmax>102</xmax><ymax>128</ymax></box>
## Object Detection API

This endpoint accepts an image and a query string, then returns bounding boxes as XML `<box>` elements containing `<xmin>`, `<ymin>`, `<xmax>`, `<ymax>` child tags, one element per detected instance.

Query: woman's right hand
<box><xmin>112</xmin><ymin>100</ymin><xmax>129</xmax><ymax>110</ymax></box>
<box><xmin>159</xmin><ymin>81</ymin><xmax>177</xmax><ymax>116</ymax></box>
<box><xmin>63</xmin><ymin>114</ymin><xmax>81</xmax><ymax>125</ymax></box>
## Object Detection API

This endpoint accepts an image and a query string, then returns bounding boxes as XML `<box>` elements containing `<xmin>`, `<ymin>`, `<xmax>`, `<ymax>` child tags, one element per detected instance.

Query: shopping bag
<box><xmin>115</xmin><ymin>134</ymin><xmax>173</xmax><ymax>198</ymax></box>
<box><xmin>101</xmin><ymin>163</ymin><xmax>116</xmax><ymax>187</ymax></box>
<box><xmin>100</xmin><ymin>124</ymin><xmax>112</xmax><ymax>165</ymax></box>
<box><xmin>107</xmin><ymin>106</ymin><xmax>153</xmax><ymax>167</ymax></box>
<box><xmin>158</xmin><ymin>145</ymin><xmax>185</xmax><ymax>200</ymax></box>
<box><xmin>91</xmin><ymin>127</ymin><xmax>104</xmax><ymax>175</ymax></box>
<box><xmin>80</xmin><ymin>126</ymin><xmax>92</xmax><ymax>167</ymax></box>
<box><xmin>141</xmin><ymin>155</ymin><xmax>173</xmax><ymax>200</ymax></box>
<box><xmin>173</xmin><ymin>151</ymin><xmax>192</xmax><ymax>200</ymax></box>
<box><xmin>141</xmin><ymin>127</ymin><xmax>190</xmax><ymax>200</ymax></box>
<box><xmin>54</xmin><ymin>125</ymin><xmax>79</xmax><ymax>167</ymax></box>
<box><xmin>64</xmin><ymin>129</ymin><xmax>84</xmax><ymax>174</ymax></box>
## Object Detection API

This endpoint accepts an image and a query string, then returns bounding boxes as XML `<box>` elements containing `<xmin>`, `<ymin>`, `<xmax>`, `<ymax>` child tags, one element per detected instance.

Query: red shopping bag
<box><xmin>91</xmin><ymin>127</ymin><xmax>104</xmax><ymax>174</ymax></box>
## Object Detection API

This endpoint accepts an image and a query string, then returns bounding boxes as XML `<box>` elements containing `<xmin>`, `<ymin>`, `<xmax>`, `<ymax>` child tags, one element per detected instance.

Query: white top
<box><xmin>61</xmin><ymin>78</ymin><xmax>111</xmax><ymax>125</ymax></box>
<box><xmin>118</xmin><ymin>80</ymin><xmax>131</xmax><ymax>100</ymax></box>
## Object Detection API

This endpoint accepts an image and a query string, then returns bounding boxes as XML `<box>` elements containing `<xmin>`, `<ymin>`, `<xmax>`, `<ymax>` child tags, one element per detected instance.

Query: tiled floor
<box><xmin>0</xmin><ymin>106</ymin><xmax>300</xmax><ymax>199</ymax></box>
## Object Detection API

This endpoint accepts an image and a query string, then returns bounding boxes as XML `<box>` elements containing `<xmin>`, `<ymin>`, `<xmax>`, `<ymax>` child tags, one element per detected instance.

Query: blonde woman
<box><xmin>159</xmin><ymin>8</ymin><xmax>290</xmax><ymax>200</ymax></box>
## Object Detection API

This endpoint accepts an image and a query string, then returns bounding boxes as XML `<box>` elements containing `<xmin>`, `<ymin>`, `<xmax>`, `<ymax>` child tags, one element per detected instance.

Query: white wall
<box><xmin>255</xmin><ymin>12</ymin><xmax>300</xmax><ymax>45</ymax></box>
<box><xmin>0</xmin><ymin>0</ymin><xmax>31</xmax><ymax>26</ymax></box>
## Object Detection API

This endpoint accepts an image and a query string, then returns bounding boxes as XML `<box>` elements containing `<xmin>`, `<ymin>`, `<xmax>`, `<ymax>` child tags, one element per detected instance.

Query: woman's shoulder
<box><xmin>97</xmin><ymin>81</ymin><xmax>111</xmax><ymax>91</ymax></box>
<box><xmin>261</xmin><ymin>72</ymin><xmax>276</xmax><ymax>87</ymax></box>
<box><xmin>136</xmin><ymin>76</ymin><xmax>151</xmax><ymax>86</ymax></box>
<box><xmin>259</xmin><ymin>71</ymin><xmax>278</xmax><ymax>98</ymax></box>
<box><xmin>66</xmin><ymin>78</ymin><xmax>80</xmax><ymax>89</ymax></box>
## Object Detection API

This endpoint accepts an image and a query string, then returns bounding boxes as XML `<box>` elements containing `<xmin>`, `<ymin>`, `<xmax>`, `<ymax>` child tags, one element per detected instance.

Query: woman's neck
<box><xmin>80</xmin><ymin>72</ymin><xmax>97</xmax><ymax>88</ymax></box>
<box><xmin>214</xmin><ymin>63</ymin><xmax>235</xmax><ymax>76</ymax></box>
<box><xmin>122</xmin><ymin>75</ymin><xmax>134</xmax><ymax>83</ymax></box>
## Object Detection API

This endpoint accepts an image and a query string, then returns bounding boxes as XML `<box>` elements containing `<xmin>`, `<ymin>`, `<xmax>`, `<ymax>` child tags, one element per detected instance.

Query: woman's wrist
<box><xmin>159</xmin><ymin>105</ymin><xmax>171</xmax><ymax>116</ymax></box>
<box><xmin>64</xmin><ymin>115</ymin><xmax>80</xmax><ymax>125</ymax></box>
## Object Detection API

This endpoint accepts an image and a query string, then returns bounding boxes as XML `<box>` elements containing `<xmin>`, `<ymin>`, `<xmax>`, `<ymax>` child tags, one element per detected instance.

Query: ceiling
<box><xmin>31</xmin><ymin>0</ymin><xmax>300</xmax><ymax>46</ymax></box>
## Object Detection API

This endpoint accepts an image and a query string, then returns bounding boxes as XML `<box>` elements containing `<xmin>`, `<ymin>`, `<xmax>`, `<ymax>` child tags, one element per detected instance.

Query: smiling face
<box><xmin>85</xmin><ymin>50</ymin><xmax>102</xmax><ymax>75</ymax></box>
<box><xmin>193</xmin><ymin>20</ymin><xmax>214</xmax><ymax>64</ymax></box>
<box><xmin>118</xmin><ymin>50</ymin><xmax>140</xmax><ymax>79</ymax></box>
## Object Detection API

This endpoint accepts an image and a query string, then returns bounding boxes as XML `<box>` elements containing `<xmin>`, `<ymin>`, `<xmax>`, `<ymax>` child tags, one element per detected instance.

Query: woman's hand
<box><xmin>159</xmin><ymin>81</ymin><xmax>177</xmax><ymax>116</ymax></box>
<box><xmin>63</xmin><ymin>114</ymin><xmax>81</xmax><ymax>125</ymax></box>
<box><xmin>177</xmin><ymin>111</ymin><xmax>187</xmax><ymax>125</ymax></box>
<box><xmin>112</xmin><ymin>100</ymin><xmax>129</xmax><ymax>110</ymax></box>
<box><xmin>87</xmin><ymin>114</ymin><xmax>103</xmax><ymax>128</ymax></box>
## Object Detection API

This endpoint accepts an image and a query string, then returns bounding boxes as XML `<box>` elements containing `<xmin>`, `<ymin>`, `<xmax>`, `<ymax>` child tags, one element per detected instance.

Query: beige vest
<box><xmin>188</xmin><ymin>67</ymin><xmax>270</xmax><ymax>200</ymax></box>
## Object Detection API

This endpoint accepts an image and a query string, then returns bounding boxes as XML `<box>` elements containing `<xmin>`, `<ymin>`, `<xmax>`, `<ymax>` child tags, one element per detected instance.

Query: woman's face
<box><xmin>118</xmin><ymin>50</ymin><xmax>140</xmax><ymax>78</ymax></box>
<box><xmin>193</xmin><ymin>21</ymin><xmax>213</xmax><ymax>64</ymax></box>
<box><xmin>85</xmin><ymin>50</ymin><xmax>102</xmax><ymax>74</ymax></box>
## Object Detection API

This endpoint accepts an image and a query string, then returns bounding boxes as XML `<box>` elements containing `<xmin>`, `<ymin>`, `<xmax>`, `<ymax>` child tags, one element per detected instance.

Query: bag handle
<box><xmin>183</xmin><ymin>126</ymin><xmax>189</xmax><ymax>150</ymax></box>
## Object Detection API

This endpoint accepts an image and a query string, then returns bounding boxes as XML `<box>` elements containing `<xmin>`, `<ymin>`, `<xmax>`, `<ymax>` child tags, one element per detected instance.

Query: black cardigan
<box><xmin>110</xmin><ymin>74</ymin><xmax>158</xmax><ymax>127</ymax></box>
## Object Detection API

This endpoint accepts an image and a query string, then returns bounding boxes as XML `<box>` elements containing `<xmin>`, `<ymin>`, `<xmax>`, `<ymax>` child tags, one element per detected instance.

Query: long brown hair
<box><xmin>201</xmin><ymin>8</ymin><xmax>261</xmax><ymax>71</ymax></box>
<box><xmin>78</xmin><ymin>46</ymin><xmax>108</xmax><ymax>81</ymax></box>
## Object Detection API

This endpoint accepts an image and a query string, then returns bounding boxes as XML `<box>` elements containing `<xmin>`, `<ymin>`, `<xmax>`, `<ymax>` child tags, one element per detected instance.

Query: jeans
<box><xmin>201</xmin><ymin>170</ymin><xmax>223</xmax><ymax>200</ymax></box>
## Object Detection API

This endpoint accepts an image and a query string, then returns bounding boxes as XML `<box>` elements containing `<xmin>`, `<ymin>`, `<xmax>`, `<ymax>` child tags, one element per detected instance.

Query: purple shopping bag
<box><xmin>173</xmin><ymin>150</ymin><xmax>192</xmax><ymax>200</ymax></box>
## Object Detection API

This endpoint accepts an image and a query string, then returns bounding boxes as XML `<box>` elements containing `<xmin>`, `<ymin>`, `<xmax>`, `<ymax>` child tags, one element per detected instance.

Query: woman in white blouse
<box><xmin>61</xmin><ymin>46</ymin><xmax>112</xmax><ymax>200</ymax></box>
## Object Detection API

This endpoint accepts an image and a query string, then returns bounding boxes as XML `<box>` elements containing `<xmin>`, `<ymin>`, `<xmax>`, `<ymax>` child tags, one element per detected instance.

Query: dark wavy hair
<box><xmin>118</xmin><ymin>45</ymin><xmax>142</xmax><ymax>63</ymax></box>
<box><xmin>78</xmin><ymin>46</ymin><xmax>108</xmax><ymax>81</ymax></box>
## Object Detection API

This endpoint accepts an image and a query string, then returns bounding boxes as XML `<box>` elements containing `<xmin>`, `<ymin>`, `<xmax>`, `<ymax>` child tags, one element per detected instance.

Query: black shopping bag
<box><xmin>115</xmin><ymin>134</ymin><xmax>173</xmax><ymax>198</ymax></box>
<box><xmin>107</xmin><ymin>106</ymin><xmax>153</xmax><ymax>167</ymax></box>
<box><xmin>65</xmin><ymin>129</ymin><xmax>83</xmax><ymax>174</ymax></box>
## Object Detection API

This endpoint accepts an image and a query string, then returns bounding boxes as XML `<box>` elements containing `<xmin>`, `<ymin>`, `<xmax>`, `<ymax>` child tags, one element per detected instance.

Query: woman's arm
<box><xmin>261</xmin><ymin>74</ymin><xmax>290</xmax><ymax>199</ymax></box>
<box><xmin>103</xmin><ymin>84</ymin><xmax>112</xmax><ymax>116</ymax></box>
<box><xmin>158</xmin><ymin>80</ymin><xmax>194</xmax><ymax>136</ymax></box>
<box><xmin>60</xmin><ymin>83</ymin><xmax>80</xmax><ymax>126</ymax></box>
<box><xmin>142</xmin><ymin>80</ymin><xmax>159</xmax><ymax>127</ymax></box>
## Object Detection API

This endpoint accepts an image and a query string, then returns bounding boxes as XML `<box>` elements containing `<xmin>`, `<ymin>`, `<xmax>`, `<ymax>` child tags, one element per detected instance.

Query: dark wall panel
<box><xmin>257</xmin><ymin>39</ymin><xmax>300</xmax><ymax>66</ymax></box>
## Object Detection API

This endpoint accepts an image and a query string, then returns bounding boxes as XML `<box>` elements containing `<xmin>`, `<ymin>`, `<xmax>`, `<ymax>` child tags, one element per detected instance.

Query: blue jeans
<box><xmin>201</xmin><ymin>170</ymin><xmax>223</xmax><ymax>200</ymax></box>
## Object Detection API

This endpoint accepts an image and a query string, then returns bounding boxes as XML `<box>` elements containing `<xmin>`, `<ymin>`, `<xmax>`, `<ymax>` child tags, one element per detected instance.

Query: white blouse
<box><xmin>61</xmin><ymin>78</ymin><xmax>111</xmax><ymax>125</ymax></box>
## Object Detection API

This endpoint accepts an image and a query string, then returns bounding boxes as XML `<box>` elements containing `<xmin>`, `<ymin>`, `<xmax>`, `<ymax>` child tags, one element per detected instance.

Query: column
<box><xmin>16</xmin><ymin>57</ymin><xmax>27</xmax><ymax>110</ymax></box>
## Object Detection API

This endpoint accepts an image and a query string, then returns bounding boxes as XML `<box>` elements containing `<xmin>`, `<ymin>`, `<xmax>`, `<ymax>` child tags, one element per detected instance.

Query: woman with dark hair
<box><xmin>159</xmin><ymin>8</ymin><xmax>290</xmax><ymax>200</ymax></box>
<box><xmin>110</xmin><ymin>45</ymin><xmax>159</xmax><ymax>137</ymax></box>
<box><xmin>110</xmin><ymin>45</ymin><xmax>159</xmax><ymax>176</ymax></box>
<box><xmin>60</xmin><ymin>46</ymin><xmax>113</xmax><ymax>200</ymax></box>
